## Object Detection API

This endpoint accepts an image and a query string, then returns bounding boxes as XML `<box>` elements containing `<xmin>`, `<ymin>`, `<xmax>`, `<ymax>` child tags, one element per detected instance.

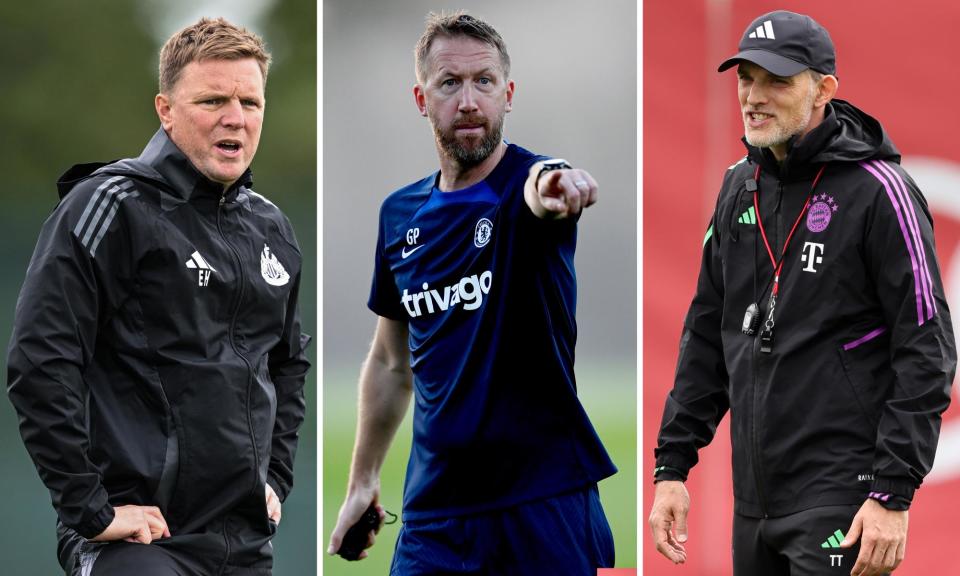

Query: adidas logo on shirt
<box><xmin>748</xmin><ymin>20</ymin><xmax>776</xmax><ymax>39</ymax></box>
<box><xmin>185</xmin><ymin>251</ymin><xmax>216</xmax><ymax>287</ymax></box>
<box><xmin>738</xmin><ymin>207</ymin><xmax>757</xmax><ymax>225</ymax></box>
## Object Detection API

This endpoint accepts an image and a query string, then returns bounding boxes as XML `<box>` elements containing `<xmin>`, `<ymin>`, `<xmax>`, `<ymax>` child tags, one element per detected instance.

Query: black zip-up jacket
<box><xmin>655</xmin><ymin>100</ymin><xmax>956</xmax><ymax>517</ymax></box>
<box><xmin>6</xmin><ymin>128</ymin><xmax>310</xmax><ymax>566</ymax></box>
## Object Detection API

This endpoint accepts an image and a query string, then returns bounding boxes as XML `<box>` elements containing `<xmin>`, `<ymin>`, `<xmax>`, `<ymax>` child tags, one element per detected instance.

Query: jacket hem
<box><xmin>734</xmin><ymin>489</ymin><xmax>867</xmax><ymax>518</ymax></box>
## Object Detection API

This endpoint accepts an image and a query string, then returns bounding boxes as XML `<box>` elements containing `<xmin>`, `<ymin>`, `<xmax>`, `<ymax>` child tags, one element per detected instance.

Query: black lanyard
<box><xmin>747</xmin><ymin>164</ymin><xmax>827</xmax><ymax>352</ymax></box>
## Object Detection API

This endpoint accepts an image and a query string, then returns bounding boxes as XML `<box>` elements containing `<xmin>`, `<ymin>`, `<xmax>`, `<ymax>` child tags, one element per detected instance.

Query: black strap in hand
<box><xmin>337</xmin><ymin>505</ymin><xmax>397</xmax><ymax>561</ymax></box>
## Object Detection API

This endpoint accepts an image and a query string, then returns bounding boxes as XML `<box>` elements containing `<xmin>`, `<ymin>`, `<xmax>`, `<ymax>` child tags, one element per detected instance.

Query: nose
<box><xmin>746</xmin><ymin>82</ymin><xmax>767</xmax><ymax>107</ymax></box>
<box><xmin>221</xmin><ymin>98</ymin><xmax>246</xmax><ymax>129</ymax></box>
<box><xmin>458</xmin><ymin>83</ymin><xmax>478</xmax><ymax>113</ymax></box>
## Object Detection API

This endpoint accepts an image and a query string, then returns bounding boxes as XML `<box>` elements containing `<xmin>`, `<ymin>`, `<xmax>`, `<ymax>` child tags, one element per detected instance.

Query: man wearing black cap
<box><xmin>649</xmin><ymin>10</ymin><xmax>955</xmax><ymax>576</ymax></box>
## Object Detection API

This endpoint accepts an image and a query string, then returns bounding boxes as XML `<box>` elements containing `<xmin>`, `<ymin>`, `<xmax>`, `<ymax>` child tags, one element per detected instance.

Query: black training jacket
<box><xmin>6</xmin><ymin>128</ymin><xmax>310</xmax><ymax>565</ymax></box>
<box><xmin>656</xmin><ymin>100</ymin><xmax>956</xmax><ymax>517</ymax></box>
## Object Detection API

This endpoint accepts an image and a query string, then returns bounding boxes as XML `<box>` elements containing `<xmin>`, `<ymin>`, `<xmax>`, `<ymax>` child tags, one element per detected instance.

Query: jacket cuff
<box><xmin>869</xmin><ymin>477</ymin><xmax>916</xmax><ymax>511</ymax></box>
<box><xmin>653</xmin><ymin>452</ymin><xmax>692</xmax><ymax>483</ymax></box>
<box><xmin>653</xmin><ymin>466</ymin><xmax>687</xmax><ymax>483</ymax></box>
<box><xmin>74</xmin><ymin>503</ymin><xmax>115</xmax><ymax>540</ymax></box>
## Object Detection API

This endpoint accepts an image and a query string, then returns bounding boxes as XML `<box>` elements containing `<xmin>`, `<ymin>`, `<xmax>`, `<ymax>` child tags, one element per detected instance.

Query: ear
<box><xmin>505</xmin><ymin>79</ymin><xmax>515</xmax><ymax>113</ymax></box>
<box><xmin>155</xmin><ymin>93</ymin><xmax>174</xmax><ymax>129</ymax></box>
<box><xmin>413</xmin><ymin>84</ymin><xmax>427</xmax><ymax>117</ymax></box>
<box><xmin>815</xmin><ymin>74</ymin><xmax>838</xmax><ymax>108</ymax></box>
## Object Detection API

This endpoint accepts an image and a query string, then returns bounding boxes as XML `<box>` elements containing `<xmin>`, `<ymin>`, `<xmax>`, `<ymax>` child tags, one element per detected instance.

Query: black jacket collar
<box><xmin>136</xmin><ymin>127</ymin><xmax>253</xmax><ymax>202</ymax></box>
<box><xmin>744</xmin><ymin>105</ymin><xmax>841</xmax><ymax>180</ymax></box>
<box><xmin>743</xmin><ymin>99</ymin><xmax>900</xmax><ymax>181</ymax></box>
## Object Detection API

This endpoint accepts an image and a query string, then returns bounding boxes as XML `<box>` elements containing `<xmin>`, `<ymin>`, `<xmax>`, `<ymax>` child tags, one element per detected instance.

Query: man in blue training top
<box><xmin>328</xmin><ymin>11</ymin><xmax>617</xmax><ymax>575</ymax></box>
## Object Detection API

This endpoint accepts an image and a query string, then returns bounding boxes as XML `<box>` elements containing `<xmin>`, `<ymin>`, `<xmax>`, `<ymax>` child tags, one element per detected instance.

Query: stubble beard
<box><xmin>744</xmin><ymin>85</ymin><xmax>817</xmax><ymax>150</ymax></box>
<box><xmin>432</xmin><ymin>112</ymin><xmax>505</xmax><ymax>170</ymax></box>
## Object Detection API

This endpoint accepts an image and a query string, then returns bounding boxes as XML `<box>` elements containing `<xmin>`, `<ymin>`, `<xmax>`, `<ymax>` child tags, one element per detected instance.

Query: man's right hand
<box><xmin>648</xmin><ymin>480</ymin><xmax>690</xmax><ymax>564</ymax></box>
<box><xmin>327</xmin><ymin>484</ymin><xmax>384</xmax><ymax>560</ymax></box>
<box><xmin>91</xmin><ymin>505</ymin><xmax>170</xmax><ymax>544</ymax></box>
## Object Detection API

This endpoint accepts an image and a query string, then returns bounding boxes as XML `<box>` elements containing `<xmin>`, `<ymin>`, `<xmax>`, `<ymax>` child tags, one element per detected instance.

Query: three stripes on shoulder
<box><xmin>72</xmin><ymin>176</ymin><xmax>139</xmax><ymax>257</ymax></box>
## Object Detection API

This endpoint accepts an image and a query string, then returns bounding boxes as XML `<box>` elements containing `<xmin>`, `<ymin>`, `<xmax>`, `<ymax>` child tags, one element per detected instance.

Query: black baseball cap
<box><xmin>718</xmin><ymin>10</ymin><xmax>836</xmax><ymax>77</ymax></box>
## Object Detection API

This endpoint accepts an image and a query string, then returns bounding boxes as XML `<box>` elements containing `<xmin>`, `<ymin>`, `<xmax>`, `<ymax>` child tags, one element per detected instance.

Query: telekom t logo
<box><xmin>801</xmin><ymin>242</ymin><xmax>825</xmax><ymax>273</ymax></box>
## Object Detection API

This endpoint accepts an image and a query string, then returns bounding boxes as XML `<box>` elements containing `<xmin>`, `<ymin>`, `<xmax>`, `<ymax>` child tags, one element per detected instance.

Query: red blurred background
<box><xmin>643</xmin><ymin>1</ymin><xmax>960</xmax><ymax>574</ymax></box>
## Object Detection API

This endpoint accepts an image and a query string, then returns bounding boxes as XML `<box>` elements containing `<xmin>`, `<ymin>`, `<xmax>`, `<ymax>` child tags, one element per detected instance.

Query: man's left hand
<box><xmin>525</xmin><ymin>163</ymin><xmax>598</xmax><ymax>219</ymax></box>
<box><xmin>840</xmin><ymin>498</ymin><xmax>908</xmax><ymax>576</ymax></box>
<box><xmin>265</xmin><ymin>483</ymin><xmax>282</xmax><ymax>526</ymax></box>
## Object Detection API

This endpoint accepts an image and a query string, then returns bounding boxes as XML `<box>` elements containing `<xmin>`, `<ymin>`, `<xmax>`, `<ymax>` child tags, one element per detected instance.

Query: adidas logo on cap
<box><xmin>748</xmin><ymin>20</ymin><xmax>776</xmax><ymax>39</ymax></box>
<box><xmin>717</xmin><ymin>11</ymin><xmax>837</xmax><ymax>77</ymax></box>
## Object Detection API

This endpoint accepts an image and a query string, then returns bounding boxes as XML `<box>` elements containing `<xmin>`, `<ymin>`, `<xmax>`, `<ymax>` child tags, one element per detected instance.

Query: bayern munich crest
<box><xmin>807</xmin><ymin>194</ymin><xmax>838</xmax><ymax>233</ymax></box>
<box><xmin>475</xmin><ymin>217</ymin><xmax>493</xmax><ymax>248</ymax></box>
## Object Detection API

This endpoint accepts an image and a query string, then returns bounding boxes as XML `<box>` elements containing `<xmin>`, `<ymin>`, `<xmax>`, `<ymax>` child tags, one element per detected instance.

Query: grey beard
<box><xmin>435</xmin><ymin>119</ymin><xmax>503</xmax><ymax>169</ymax></box>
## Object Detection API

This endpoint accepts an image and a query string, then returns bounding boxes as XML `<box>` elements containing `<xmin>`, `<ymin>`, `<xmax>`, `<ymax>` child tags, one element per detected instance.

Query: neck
<box><xmin>437</xmin><ymin>141</ymin><xmax>507</xmax><ymax>191</ymax></box>
<box><xmin>770</xmin><ymin>105</ymin><xmax>827</xmax><ymax>162</ymax></box>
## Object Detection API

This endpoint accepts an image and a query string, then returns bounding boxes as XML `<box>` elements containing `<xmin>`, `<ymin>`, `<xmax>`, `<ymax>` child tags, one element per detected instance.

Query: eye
<box><xmin>478</xmin><ymin>77</ymin><xmax>491</xmax><ymax>85</ymax></box>
<box><xmin>200</xmin><ymin>97</ymin><xmax>224</xmax><ymax>106</ymax></box>
<box><xmin>241</xmin><ymin>99</ymin><xmax>261</xmax><ymax>109</ymax></box>
<box><xmin>441</xmin><ymin>78</ymin><xmax>458</xmax><ymax>87</ymax></box>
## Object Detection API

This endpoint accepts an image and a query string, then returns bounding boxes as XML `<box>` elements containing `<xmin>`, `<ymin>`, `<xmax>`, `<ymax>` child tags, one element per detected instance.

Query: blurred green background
<box><xmin>0</xmin><ymin>1</ymin><xmax>316</xmax><ymax>574</ymax></box>
<box><xmin>322</xmin><ymin>1</ymin><xmax>637</xmax><ymax>573</ymax></box>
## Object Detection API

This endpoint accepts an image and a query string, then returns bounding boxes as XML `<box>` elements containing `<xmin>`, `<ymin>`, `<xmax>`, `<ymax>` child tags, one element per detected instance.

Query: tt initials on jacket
<box><xmin>801</xmin><ymin>242</ymin><xmax>825</xmax><ymax>273</ymax></box>
<box><xmin>401</xmin><ymin>271</ymin><xmax>493</xmax><ymax>318</ymax></box>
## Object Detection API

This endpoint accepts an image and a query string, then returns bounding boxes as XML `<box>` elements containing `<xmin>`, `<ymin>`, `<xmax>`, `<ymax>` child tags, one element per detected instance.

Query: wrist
<box><xmin>77</xmin><ymin>502</ymin><xmax>116</xmax><ymax>540</ymax></box>
<box><xmin>347</xmin><ymin>473</ymin><xmax>380</xmax><ymax>495</ymax></box>
<box><xmin>867</xmin><ymin>491</ymin><xmax>911</xmax><ymax>511</ymax></box>
<box><xmin>534</xmin><ymin>158</ymin><xmax>572</xmax><ymax>189</ymax></box>
<box><xmin>266</xmin><ymin>476</ymin><xmax>288</xmax><ymax>503</ymax></box>
<box><xmin>869</xmin><ymin>476</ymin><xmax>915</xmax><ymax>510</ymax></box>
<box><xmin>653</xmin><ymin>465</ymin><xmax>688</xmax><ymax>483</ymax></box>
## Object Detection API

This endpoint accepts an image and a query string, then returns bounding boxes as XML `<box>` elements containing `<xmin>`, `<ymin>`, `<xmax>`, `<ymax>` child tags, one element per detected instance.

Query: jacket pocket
<box><xmin>837</xmin><ymin>327</ymin><xmax>893</xmax><ymax>429</ymax></box>
<box><xmin>151</xmin><ymin>402</ymin><xmax>181</xmax><ymax>515</ymax></box>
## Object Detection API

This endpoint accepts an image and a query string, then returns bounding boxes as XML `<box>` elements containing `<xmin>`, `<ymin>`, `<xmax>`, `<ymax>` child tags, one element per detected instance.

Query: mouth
<box><xmin>453</xmin><ymin>115</ymin><xmax>487</xmax><ymax>131</ymax></box>
<box><xmin>745</xmin><ymin>111</ymin><xmax>774</xmax><ymax>128</ymax></box>
<box><xmin>453</xmin><ymin>124</ymin><xmax>486</xmax><ymax>139</ymax></box>
<box><xmin>215</xmin><ymin>139</ymin><xmax>243</xmax><ymax>157</ymax></box>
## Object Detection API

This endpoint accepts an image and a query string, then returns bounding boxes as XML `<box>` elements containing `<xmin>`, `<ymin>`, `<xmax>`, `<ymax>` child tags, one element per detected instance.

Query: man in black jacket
<box><xmin>649</xmin><ymin>10</ymin><xmax>955</xmax><ymax>576</ymax></box>
<box><xmin>6</xmin><ymin>17</ymin><xmax>310</xmax><ymax>575</ymax></box>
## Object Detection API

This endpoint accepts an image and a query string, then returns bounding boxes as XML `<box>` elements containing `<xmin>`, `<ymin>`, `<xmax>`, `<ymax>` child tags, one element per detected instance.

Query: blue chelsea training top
<box><xmin>369</xmin><ymin>143</ymin><xmax>616</xmax><ymax>520</ymax></box>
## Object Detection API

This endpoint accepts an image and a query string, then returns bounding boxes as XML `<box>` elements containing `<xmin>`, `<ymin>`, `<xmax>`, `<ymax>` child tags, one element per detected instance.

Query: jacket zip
<box><xmin>749</xmin><ymin>173</ymin><xmax>780</xmax><ymax>518</ymax></box>
<box><xmin>217</xmin><ymin>193</ymin><xmax>261</xmax><ymax>497</ymax></box>
<box><xmin>751</xmin><ymin>334</ymin><xmax>769</xmax><ymax>517</ymax></box>
<box><xmin>774</xmin><ymin>180</ymin><xmax>784</xmax><ymax>254</ymax></box>
<box><xmin>750</xmin><ymin>189</ymin><xmax>770</xmax><ymax>518</ymax></box>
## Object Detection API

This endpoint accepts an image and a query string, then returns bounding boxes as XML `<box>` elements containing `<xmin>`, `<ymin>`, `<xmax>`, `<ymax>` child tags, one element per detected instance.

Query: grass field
<box><xmin>322</xmin><ymin>361</ymin><xmax>637</xmax><ymax>574</ymax></box>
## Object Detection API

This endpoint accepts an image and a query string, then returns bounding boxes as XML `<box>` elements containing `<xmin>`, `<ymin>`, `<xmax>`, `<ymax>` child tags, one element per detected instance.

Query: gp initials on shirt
<box><xmin>401</xmin><ymin>271</ymin><xmax>493</xmax><ymax>318</ymax></box>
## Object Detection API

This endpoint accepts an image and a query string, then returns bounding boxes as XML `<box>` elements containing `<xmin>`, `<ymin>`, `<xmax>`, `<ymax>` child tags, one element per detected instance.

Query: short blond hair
<box><xmin>159</xmin><ymin>17</ymin><xmax>271</xmax><ymax>94</ymax></box>
<box><xmin>414</xmin><ymin>11</ymin><xmax>510</xmax><ymax>84</ymax></box>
